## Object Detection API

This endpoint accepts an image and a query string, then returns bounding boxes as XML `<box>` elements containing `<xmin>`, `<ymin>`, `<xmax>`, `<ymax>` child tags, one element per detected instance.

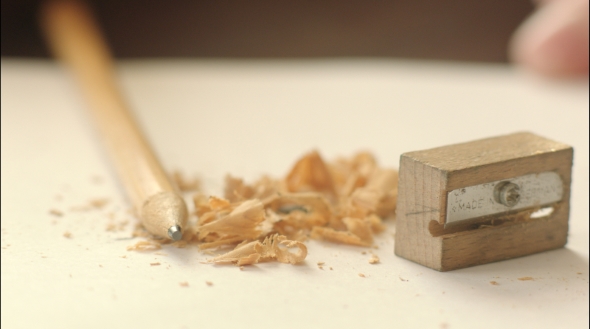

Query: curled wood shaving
<box><xmin>310</xmin><ymin>226</ymin><xmax>370</xmax><ymax>246</ymax></box>
<box><xmin>342</xmin><ymin>217</ymin><xmax>374</xmax><ymax>245</ymax></box>
<box><xmin>198</xmin><ymin>199</ymin><xmax>266</xmax><ymax>241</ymax></box>
<box><xmin>225</xmin><ymin>175</ymin><xmax>280</xmax><ymax>203</ymax></box>
<box><xmin>224</xmin><ymin>175</ymin><xmax>255</xmax><ymax>202</ymax></box>
<box><xmin>205</xmin><ymin>234</ymin><xmax>307</xmax><ymax>266</ymax></box>
<box><xmin>330</xmin><ymin>152</ymin><xmax>376</xmax><ymax>196</ymax></box>
<box><xmin>198</xmin><ymin>237</ymin><xmax>246</xmax><ymax>250</ymax></box>
<box><xmin>286</xmin><ymin>150</ymin><xmax>335</xmax><ymax>195</ymax></box>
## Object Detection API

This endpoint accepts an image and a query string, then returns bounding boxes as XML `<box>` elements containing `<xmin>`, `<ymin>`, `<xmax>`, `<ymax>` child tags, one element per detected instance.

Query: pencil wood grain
<box><xmin>41</xmin><ymin>0</ymin><xmax>188</xmax><ymax>240</ymax></box>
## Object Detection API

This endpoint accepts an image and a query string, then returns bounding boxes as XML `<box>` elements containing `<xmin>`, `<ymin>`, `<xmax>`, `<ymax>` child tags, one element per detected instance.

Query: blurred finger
<box><xmin>509</xmin><ymin>0</ymin><xmax>589</xmax><ymax>77</ymax></box>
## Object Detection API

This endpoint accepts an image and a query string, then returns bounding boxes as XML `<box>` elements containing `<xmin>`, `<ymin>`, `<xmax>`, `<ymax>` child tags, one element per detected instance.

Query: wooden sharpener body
<box><xmin>394</xmin><ymin>132</ymin><xmax>573</xmax><ymax>271</ymax></box>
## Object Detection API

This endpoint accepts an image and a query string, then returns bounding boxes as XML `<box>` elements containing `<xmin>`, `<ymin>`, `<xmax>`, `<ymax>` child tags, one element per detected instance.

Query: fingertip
<box><xmin>509</xmin><ymin>0</ymin><xmax>589</xmax><ymax>77</ymax></box>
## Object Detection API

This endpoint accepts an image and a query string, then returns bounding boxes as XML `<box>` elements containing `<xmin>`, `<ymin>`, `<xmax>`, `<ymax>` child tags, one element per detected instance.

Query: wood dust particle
<box><xmin>179</xmin><ymin>281</ymin><xmax>189</xmax><ymax>287</ymax></box>
<box><xmin>368</xmin><ymin>255</ymin><xmax>380</xmax><ymax>264</ymax></box>
<box><xmin>361</xmin><ymin>251</ymin><xmax>367</xmax><ymax>255</ymax></box>
<box><xmin>206</xmin><ymin>281</ymin><xmax>213</xmax><ymax>286</ymax></box>
<box><xmin>399</xmin><ymin>277</ymin><xmax>408</xmax><ymax>282</ymax></box>
<box><xmin>127</xmin><ymin>240</ymin><xmax>161</xmax><ymax>251</ymax></box>
<box><xmin>577</xmin><ymin>272</ymin><xmax>583</xmax><ymax>275</ymax></box>
<box><xmin>490</xmin><ymin>281</ymin><xmax>500</xmax><ymax>285</ymax></box>
<box><xmin>239</xmin><ymin>266</ymin><xmax>245</xmax><ymax>271</ymax></box>
<box><xmin>91</xmin><ymin>175</ymin><xmax>103</xmax><ymax>184</ymax></box>
<box><xmin>71</xmin><ymin>198</ymin><xmax>109</xmax><ymax>211</ymax></box>
<box><xmin>329</xmin><ymin>267</ymin><xmax>333</xmax><ymax>270</ymax></box>
<box><xmin>150</xmin><ymin>262</ymin><xmax>161</xmax><ymax>266</ymax></box>
<box><xmin>318</xmin><ymin>266</ymin><xmax>324</xmax><ymax>270</ymax></box>
<box><xmin>317</xmin><ymin>261</ymin><xmax>325</xmax><ymax>266</ymax></box>
<box><xmin>518</xmin><ymin>277</ymin><xmax>535</xmax><ymax>281</ymax></box>
<box><xmin>63</xmin><ymin>231</ymin><xmax>72</xmax><ymax>238</ymax></box>
<box><xmin>106</xmin><ymin>219</ymin><xmax>129</xmax><ymax>232</ymax></box>
<box><xmin>49</xmin><ymin>209</ymin><xmax>63</xmax><ymax>217</ymax></box>
<box><xmin>172</xmin><ymin>171</ymin><xmax>201</xmax><ymax>192</ymax></box>
<box><xmin>120</xmin><ymin>255</ymin><xmax>127</xmax><ymax>258</ymax></box>
<box><xmin>89</xmin><ymin>198</ymin><xmax>109</xmax><ymax>209</ymax></box>
<box><xmin>358</xmin><ymin>273</ymin><xmax>366</xmax><ymax>278</ymax></box>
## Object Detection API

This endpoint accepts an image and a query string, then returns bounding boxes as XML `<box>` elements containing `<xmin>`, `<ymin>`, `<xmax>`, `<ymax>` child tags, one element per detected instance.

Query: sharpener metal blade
<box><xmin>445</xmin><ymin>171</ymin><xmax>563</xmax><ymax>225</ymax></box>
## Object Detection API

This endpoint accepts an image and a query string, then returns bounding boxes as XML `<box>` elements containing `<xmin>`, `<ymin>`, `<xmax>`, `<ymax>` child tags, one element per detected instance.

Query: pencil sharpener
<box><xmin>394</xmin><ymin>132</ymin><xmax>573</xmax><ymax>271</ymax></box>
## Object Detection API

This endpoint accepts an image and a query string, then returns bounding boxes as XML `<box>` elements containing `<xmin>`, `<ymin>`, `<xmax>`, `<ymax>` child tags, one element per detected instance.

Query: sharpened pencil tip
<box><xmin>141</xmin><ymin>191</ymin><xmax>188</xmax><ymax>240</ymax></box>
<box><xmin>168</xmin><ymin>225</ymin><xmax>182</xmax><ymax>241</ymax></box>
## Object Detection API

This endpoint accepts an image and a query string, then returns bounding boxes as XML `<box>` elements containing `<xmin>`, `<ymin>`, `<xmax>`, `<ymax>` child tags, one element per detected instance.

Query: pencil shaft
<box><xmin>41</xmin><ymin>1</ymin><xmax>187</xmax><ymax>239</ymax></box>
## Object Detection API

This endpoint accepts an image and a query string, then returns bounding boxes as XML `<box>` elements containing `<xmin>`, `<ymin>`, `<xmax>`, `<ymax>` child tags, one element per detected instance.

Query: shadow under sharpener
<box><xmin>394</xmin><ymin>132</ymin><xmax>573</xmax><ymax>271</ymax></box>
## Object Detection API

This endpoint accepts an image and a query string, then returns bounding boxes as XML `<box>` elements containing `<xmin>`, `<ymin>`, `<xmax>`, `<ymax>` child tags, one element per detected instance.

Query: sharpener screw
<box><xmin>494</xmin><ymin>182</ymin><xmax>521</xmax><ymax>207</ymax></box>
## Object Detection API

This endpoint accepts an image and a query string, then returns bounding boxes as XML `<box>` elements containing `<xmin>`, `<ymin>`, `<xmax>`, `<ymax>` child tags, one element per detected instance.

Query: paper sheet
<box><xmin>1</xmin><ymin>59</ymin><xmax>588</xmax><ymax>329</ymax></box>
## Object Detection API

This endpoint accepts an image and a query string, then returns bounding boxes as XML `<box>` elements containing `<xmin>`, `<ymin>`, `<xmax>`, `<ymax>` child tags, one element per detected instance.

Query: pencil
<box><xmin>40</xmin><ymin>0</ymin><xmax>188</xmax><ymax>240</ymax></box>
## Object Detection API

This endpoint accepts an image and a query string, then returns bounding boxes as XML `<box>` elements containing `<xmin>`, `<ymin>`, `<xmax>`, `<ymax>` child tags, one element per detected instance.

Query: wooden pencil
<box><xmin>40</xmin><ymin>0</ymin><xmax>188</xmax><ymax>240</ymax></box>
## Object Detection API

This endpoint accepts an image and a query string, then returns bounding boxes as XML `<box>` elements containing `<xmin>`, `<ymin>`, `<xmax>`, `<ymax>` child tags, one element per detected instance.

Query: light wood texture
<box><xmin>40</xmin><ymin>1</ymin><xmax>187</xmax><ymax>239</ymax></box>
<box><xmin>395</xmin><ymin>132</ymin><xmax>573</xmax><ymax>271</ymax></box>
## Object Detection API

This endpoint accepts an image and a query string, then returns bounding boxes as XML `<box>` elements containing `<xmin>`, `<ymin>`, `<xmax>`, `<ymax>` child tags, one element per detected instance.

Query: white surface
<box><xmin>1</xmin><ymin>59</ymin><xmax>588</xmax><ymax>329</ymax></box>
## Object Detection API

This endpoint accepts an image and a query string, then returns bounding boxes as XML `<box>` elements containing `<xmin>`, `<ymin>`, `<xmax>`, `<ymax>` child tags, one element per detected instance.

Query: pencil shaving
<box><xmin>369</xmin><ymin>255</ymin><xmax>380</xmax><ymax>264</ymax></box>
<box><xmin>286</xmin><ymin>150</ymin><xmax>335</xmax><ymax>195</ymax></box>
<box><xmin>127</xmin><ymin>240</ymin><xmax>161</xmax><ymax>251</ymax></box>
<box><xmin>198</xmin><ymin>199</ymin><xmax>268</xmax><ymax>241</ymax></box>
<box><xmin>310</xmin><ymin>226</ymin><xmax>370</xmax><ymax>246</ymax></box>
<box><xmin>130</xmin><ymin>150</ymin><xmax>398</xmax><ymax>267</ymax></box>
<box><xmin>171</xmin><ymin>171</ymin><xmax>201</xmax><ymax>192</ymax></box>
<box><xmin>205</xmin><ymin>234</ymin><xmax>307</xmax><ymax>266</ymax></box>
<box><xmin>49</xmin><ymin>209</ymin><xmax>63</xmax><ymax>217</ymax></box>
<box><xmin>89</xmin><ymin>198</ymin><xmax>109</xmax><ymax>209</ymax></box>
